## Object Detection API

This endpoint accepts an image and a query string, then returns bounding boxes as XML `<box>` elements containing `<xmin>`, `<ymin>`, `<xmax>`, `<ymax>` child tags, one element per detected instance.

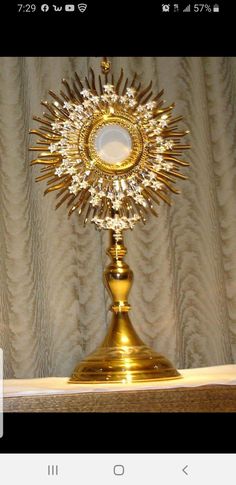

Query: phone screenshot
<box><xmin>0</xmin><ymin>1</ymin><xmax>236</xmax><ymax>483</ymax></box>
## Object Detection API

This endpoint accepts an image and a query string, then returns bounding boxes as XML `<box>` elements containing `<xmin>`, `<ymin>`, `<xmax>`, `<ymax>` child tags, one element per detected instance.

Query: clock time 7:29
<box><xmin>17</xmin><ymin>4</ymin><xmax>37</xmax><ymax>12</ymax></box>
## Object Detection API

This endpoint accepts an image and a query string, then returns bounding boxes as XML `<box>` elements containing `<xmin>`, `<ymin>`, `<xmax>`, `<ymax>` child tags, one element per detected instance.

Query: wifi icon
<box><xmin>78</xmin><ymin>3</ymin><xmax>87</xmax><ymax>12</ymax></box>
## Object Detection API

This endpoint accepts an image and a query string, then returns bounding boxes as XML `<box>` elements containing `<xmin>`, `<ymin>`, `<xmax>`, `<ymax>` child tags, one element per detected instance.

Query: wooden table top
<box><xmin>4</xmin><ymin>384</ymin><xmax>236</xmax><ymax>412</ymax></box>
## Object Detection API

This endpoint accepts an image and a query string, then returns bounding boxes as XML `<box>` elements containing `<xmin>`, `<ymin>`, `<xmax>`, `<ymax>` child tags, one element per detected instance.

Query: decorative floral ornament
<box><xmin>30</xmin><ymin>69</ymin><xmax>190</xmax><ymax>240</ymax></box>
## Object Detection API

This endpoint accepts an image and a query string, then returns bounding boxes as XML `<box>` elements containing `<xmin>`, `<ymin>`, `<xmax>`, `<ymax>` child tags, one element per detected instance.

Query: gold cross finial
<box><xmin>101</xmin><ymin>57</ymin><xmax>111</xmax><ymax>74</ymax></box>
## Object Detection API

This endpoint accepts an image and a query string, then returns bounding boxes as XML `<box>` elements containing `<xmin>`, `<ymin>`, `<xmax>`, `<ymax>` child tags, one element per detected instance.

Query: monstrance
<box><xmin>30</xmin><ymin>58</ymin><xmax>190</xmax><ymax>383</ymax></box>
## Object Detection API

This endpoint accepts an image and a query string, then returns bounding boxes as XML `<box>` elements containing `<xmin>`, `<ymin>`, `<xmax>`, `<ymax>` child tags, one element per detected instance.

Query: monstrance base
<box><xmin>69</xmin><ymin>344</ymin><xmax>181</xmax><ymax>384</ymax></box>
<box><xmin>69</xmin><ymin>232</ymin><xmax>181</xmax><ymax>384</ymax></box>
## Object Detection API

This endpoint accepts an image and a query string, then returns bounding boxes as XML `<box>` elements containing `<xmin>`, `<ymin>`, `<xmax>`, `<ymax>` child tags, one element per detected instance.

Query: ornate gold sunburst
<box><xmin>30</xmin><ymin>68</ymin><xmax>190</xmax><ymax>239</ymax></box>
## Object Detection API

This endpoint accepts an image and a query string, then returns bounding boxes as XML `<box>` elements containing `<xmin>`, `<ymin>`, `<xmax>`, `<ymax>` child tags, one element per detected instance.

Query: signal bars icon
<box><xmin>183</xmin><ymin>4</ymin><xmax>191</xmax><ymax>11</ymax></box>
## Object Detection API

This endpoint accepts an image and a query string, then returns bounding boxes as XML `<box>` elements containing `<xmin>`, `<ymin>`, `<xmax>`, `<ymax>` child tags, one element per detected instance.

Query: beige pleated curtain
<box><xmin>0</xmin><ymin>57</ymin><xmax>236</xmax><ymax>378</ymax></box>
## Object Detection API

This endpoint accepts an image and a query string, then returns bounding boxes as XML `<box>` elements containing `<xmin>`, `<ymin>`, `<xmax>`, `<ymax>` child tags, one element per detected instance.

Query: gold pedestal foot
<box><xmin>69</xmin><ymin>231</ymin><xmax>181</xmax><ymax>384</ymax></box>
<box><xmin>69</xmin><ymin>338</ymin><xmax>181</xmax><ymax>383</ymax></box>
<box><xmin>69</xmin><ymin>351</ymin><xmax>180</xmax><ymax>383</ymax></box>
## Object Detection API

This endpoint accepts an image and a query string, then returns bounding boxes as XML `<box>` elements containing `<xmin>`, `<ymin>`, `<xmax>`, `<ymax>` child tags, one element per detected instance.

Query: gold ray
<box><xmin>55</xmin><ymin>191</ymin><xmax>72</xmax><ymax>209</ymax></box>
<box><xmin>157</xmin><ymin>172</ymin><xmax>178</xmax><ymax>184</ymax></box>
<box><xmin>41</xmin><ymin>101</ymin><xmax>60</xmax><ymax>117</ymax></box>
<box><xmin>138</xmin><ymin>172</ymin><xmax>180</xmax><ymax>195</ymax></box>
<box><xmin>83</xmin><ymin>203</ymin><xmax>93</xmax><ymax>225</ymax></box>
<box><xmin>35</xmin><ymin>171</ymin><xmax>55</xmax><ymax>182</ymax></box>
<box><xmin>128</xmin><ymin>197</ymin><xmax>146</xmax><ymax>222</ymax></box>
<box><xmin>72</xmin><ymin>81</ymin><xmax>83</xmax><ymax>101</ymax></box>
<box><xmin>44</xmin><ymin>179</ymin><xmax>71</xmax><ymax>195</ymax></box>
<box><xmin>32</xmin><ymin>153</ymin><xmax>61</xmax><ymax>160</ymax></box>
<box><xmin>137</xmin><ymin>81</ymin><xmax>152</xmax><ymax>103</ymax></box>
<box><xmin>130</xmin><ymin>72</ymin><xmax>137</xmax><ymax>87</ymax></box>
<box><xmin>142</xmin><ymin>194</ymin><xmax>159</xmax><ymax>217</ymax></box>
<box><xmin>168</xmin><ymin>116</ymin><xmax>183</xmax><ymax>125</ymax></box>
<box><xmin>30</xmin><ymin>158</ymin><xmax>58</xmax><ymax>165</ymax></box>
<box><xmin>29</xmin><ymin>146</ymin><xmax>54</xmax><ymax>152</ymax></box>
<box><xmin>154</xmin><ymin>106</ymin><xmax>174</xmax><ymax>117</ymax></box>
<box><xmin>85</xmin><ymin>76</ymin><xmax>92</xmax><ymax>90</ymax></box>
<box><xmin>115</xmin><ymin>68</ymin><xmax>124</xmax><ymax>93</ymax></box>
<box><xmin>66</xmin><ymin>193</ymin><xmax>77</xmax><ymax>207</ymax></box>
<box><xmin>62</xmin><ymin>78</ymin><xmax>76</xmax><ymax>101</ymax></box>
<box><xmin>48</xmin><ymin>90</ymin><xmax>64</xmax><ymax>106</ymax></box>
<box><xmin>98</xmin><ymin>75</ymin><xmax>103</xmax><ymax>94</ymax></box>
<box><xmin>47</xmin><ymin>174</ymin><xmax>71</xmax><ymax>186</ymax></box>
<box><xmin>164</xmin><ymin>156</ymin><xmax>190</xmax><ymax>167</ymax></box>
<box><xmin>50</xmin><ymin>104</ymin><xmax>71</xmax><ymax>119</ymax></box>
<box><xmin>36</xmin><ymin>140</ymin><xmax>51</xmax><ymax>145</ymax></box>
<box><xmin>153</xmin><ymin>89</ymin><xmax>164</xmax><ymax>101</ymax></box>
<box><xmin>143</xmin><ymin>187</ymin><xmax>161</xmax><ymax>206</ymax></box>
<box><xmin>67</xmin><ymin>190</ymin><xmax>86</xmax><ymax>209</ymax></box>
<box><xmin>43</xmin><ymin>113</ymin><xmax>59</xmax><ymax>122</ymax></box>
<box><xmin>39</xmin><ymin>165</ymin><xmax>59</xmax><ymax>173</ymax></box>
<box><xmin>141</xmin><ymin>91</ymin><xmax>153</xmax><ymax>105</ymax></box>
<box><xmin>121</xmin><ymin>199</ymin><xmax>128</xmax><ymax>218</ymax></box>
<box><xmin>122</xmin><ymin>78</ymin><xmax>129</xmax><ymax>95</ymax></box>
<box><xmin>33</xmin><ymin>116</ymin><xmax>51</xmax><ymax>127</ymax></box>
<box><xmin>134</xmin><ymin>205</ymin><xmax>147</xmax><ymax>223</ymax></box>
<box><xmin>150</xmin><ymin>187</ymin><xmax>172</xmax><ymax>206</ymax></box>
<box><xmin>74</xmin><ymin>72</ymin><xmax>84</xmax><ymax>90</ymax></box>
<box><xmin>68</xmin><ymin>192</ymin><xmax>89</xmax><ymax>216</ymax></box>
<box><xmin>102</xmin><ymin>202</ymin><xmax>111</xmax><ymax>220</ymax></box>
<box><xmin>173</xmin><ymin>144</ymin><xmax>191</xmax><ymax>150</ymax></box>
<box><xmin>155</xmin><ymin>177</ymin><xmax>180</xmax><ymax>194</ymax></box>
<box><xmin>104</xmin><ymin>199</ymin><xmax>113</xmax><ymax>217</ymax></box>
<box><xmin>164</xmin><ymin>130</ymin><xmax>190</xmax><ymax>137</ymax></box>
<box><xmin>152</xmin><ymin>100</ymin><xmax>164</xmax><ymax>112</ymax></box>
<box><xmin>167</xmin><ymin>170</ymin><xmax>188</xmax><ymax>180</ymax></box>
<box><xmin>77</xmin><ymin>196</ymin><xmax>91</xmax><ymax>217</ymax></box>
<box><xmin>55</xmin><ymin>187</ymin><xmax>68</xmax><ymax>199</ymax></box>
<box><xmin>126</xmin><ymin>196</ymin><xmax>134</xmax><ymax>217</ymax></box>
<box><xmin>89</xmin><ymin>68</ymin><xmax>98</xmax><ymax>95</ymax></box>
<box><xmin>59</xmin><ymin>90</ymin><xmax>70</xmax><ymax>102</ymax></box>
<box><xmin>97</xmin><ymin>200</ymin><xmax>106</xmax><ymax>218</ymax></box>
<box><xmin>46</xmin><ymin>175</ymin><xmax>66</xmax><ymax>185</ymax></box>
<box><xmin>38</xmin><ymin>126</ymin><xmax>60</xmax><ymax>135</ymax></box>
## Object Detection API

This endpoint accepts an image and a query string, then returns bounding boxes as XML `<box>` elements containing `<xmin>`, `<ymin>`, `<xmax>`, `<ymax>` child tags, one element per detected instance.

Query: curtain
<box><xmin>0</xmin><ymin>57</ymin><xmax>235</xmax><ymax>378</ymax></box>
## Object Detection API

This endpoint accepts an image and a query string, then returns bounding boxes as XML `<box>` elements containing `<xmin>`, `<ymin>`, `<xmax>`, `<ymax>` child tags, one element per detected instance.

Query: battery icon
<box><xmin>213</xmin><ymin>4</ymin><xmax>219</xmax><ymax>12</ymax></box>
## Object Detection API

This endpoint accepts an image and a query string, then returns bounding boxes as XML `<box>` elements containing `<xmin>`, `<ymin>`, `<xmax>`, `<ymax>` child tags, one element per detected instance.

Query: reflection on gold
<box><xmin>69</xmin><ymin>231</ymin><xmax>181</xmax><ymax>383</ymax></box>
<box><xmin>30</xmin><ymin>60</ymin><xmax>189</xmax><ymax>384</ymax></box>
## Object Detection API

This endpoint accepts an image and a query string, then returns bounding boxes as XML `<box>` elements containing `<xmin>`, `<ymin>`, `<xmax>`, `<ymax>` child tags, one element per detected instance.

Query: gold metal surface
<box><xmin>30</xmin><ymin>62</ymin><xmax>189</xmax><ymax>385</ymax></box>
<box><xmin>101</xmin><ymin>57</ymin><xmax>111</xmax><ymax>74</ymax></box>
<box><xmin>29</xmin><ymin>68</ymin><xmax>190</xmax><ymax>225</ymax></box>
<box><xmin>69</xmin><ymin>231</ymin><xmax>181</xmax><ymax>383</ymax></box>
<box><xmin>87</xmin><ymin>114</ymin><xmax>144</xmax><ymax>174</ymax></box>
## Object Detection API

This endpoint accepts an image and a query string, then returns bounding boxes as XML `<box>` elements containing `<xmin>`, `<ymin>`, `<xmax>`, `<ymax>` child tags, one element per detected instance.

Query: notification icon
<box><xmin>65</xmin><ymin>4</ymin><xmax>75</xmax><ymax>11</ymax></box>
<box><xmin>41</xmin><ymin>4</ymin><xmax>49</xmax><ymax>11</ymax></box>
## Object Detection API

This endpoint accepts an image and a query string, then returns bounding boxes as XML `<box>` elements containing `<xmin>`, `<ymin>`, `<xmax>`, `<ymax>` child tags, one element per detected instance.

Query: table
<box><xmin>4</xmin><ymin>365</ymin><xmax>236</xmax><ymax>412</ymax></box>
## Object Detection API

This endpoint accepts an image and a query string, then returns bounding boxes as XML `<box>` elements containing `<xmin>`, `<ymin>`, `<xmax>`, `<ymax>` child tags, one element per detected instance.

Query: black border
<box><xmin>1</xmin><ymin>0</ymin><xmax>236</xmax><ymax>458</ymax></box>
<box><xmin>0</xmin><ymin>413</ymin><xmax>235</xmax><ymax>452</ymax></box>
<box><xmin>1</xmin><ymin>0</ymin><xmax>236</xmax><ymax>56</ymax></box>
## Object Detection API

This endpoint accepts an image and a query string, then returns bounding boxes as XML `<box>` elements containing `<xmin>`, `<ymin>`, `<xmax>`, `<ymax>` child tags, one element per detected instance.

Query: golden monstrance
<box><xmin>30</xmin><ymin>58</ymin><xmax>190</xmax><ymax>383</ymax></box>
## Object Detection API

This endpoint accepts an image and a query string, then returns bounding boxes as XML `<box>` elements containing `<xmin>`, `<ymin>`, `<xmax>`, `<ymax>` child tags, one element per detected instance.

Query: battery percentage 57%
<box><xmin>194</xmin><ymin>4</ymin><xmax>212</xmax><ymax>11</ymax></box>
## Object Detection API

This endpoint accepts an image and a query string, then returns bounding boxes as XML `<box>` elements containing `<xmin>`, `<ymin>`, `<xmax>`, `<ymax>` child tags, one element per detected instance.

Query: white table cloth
<box><xmin>4</xmin><ymin>364</ymin><xmax>236</xmax><ymax>398</ymax></box>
